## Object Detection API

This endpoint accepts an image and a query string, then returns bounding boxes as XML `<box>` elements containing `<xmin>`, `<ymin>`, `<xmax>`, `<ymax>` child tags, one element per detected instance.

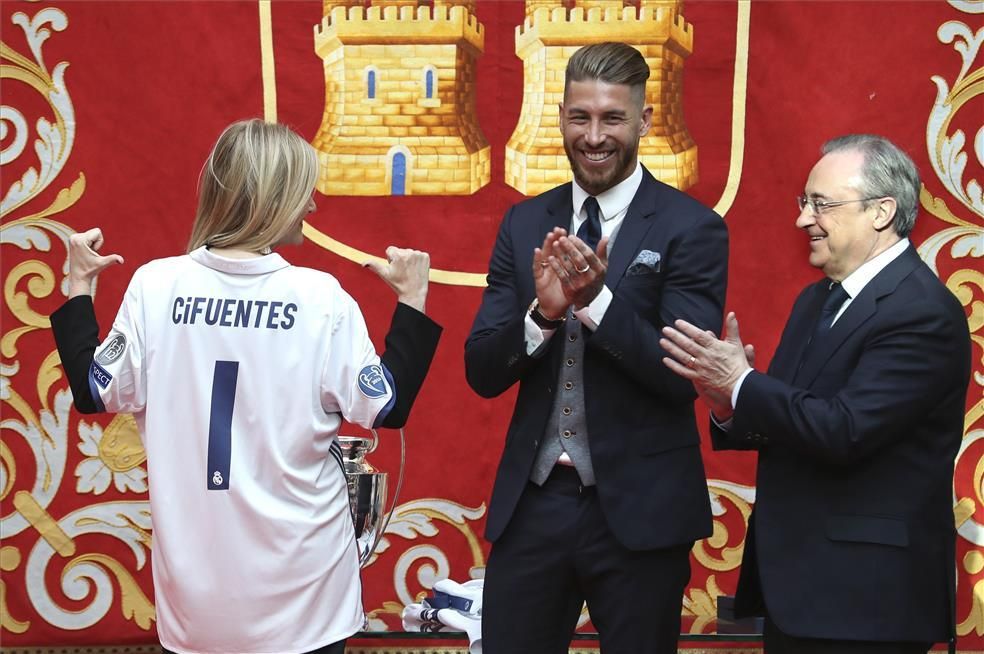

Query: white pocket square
<box><xmin>627</xmin><ymin>249</ymin><xmax>661</xmax><ymax>275</ymax></box>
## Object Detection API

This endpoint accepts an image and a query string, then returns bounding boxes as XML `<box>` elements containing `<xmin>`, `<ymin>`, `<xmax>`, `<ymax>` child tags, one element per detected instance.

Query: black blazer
<box><xmin>466</xmin><ymin>167</ymin><xmax>729</xmax><ymax>550</ymax></box>
<box><xmin>715</xmin><ymin>245</ymin><xmax>970</xmax><ymax>642</ymax></box>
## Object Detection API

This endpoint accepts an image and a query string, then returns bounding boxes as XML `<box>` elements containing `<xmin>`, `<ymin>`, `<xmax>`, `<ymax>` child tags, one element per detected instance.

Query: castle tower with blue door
<box><xmin>313</xmin><ymin>0</ymin><xmax>492</xmax><ymax>196</ymax></box>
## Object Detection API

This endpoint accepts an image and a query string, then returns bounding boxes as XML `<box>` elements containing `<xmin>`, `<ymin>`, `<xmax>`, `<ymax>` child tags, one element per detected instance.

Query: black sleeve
<box><xmin>50</xmin><ymin>295</ymin><xmax>103</xmax><ymax>414</ymax></box>
<box><xmin>379</xmin><ymin>302</ymin><xmax>443</xmax><ymax>428</ymax></box>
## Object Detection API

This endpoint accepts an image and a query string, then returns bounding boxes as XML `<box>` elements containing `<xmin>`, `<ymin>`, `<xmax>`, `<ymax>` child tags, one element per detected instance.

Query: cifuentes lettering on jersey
<box><xmin>172</xmin><ymin>296</ymin><xmax>297</xmax><ymax>330</ymax></box>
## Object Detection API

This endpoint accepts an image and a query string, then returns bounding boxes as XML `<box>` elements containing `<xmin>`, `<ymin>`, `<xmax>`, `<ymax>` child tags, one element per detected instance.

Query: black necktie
<box><xmin>815</xmin><ymin>281</ymin><xmax>850</xmax><ymax>336</ymax></box>
<box><xmin>577</xmin><ymin>197</ymin><xmax>601</xmax><ymax>251</ymax></box>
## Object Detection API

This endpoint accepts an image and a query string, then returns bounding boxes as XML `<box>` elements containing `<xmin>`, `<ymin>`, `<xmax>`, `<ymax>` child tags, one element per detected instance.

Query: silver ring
<box><xmin>575</xmin><ymin>264</ymin><xmax>590</xmax><ymax>274</ymax></box>
<box><xmin>688</xmin><ymin>355</ymin><xmax>696</xmax><ymax>368</ymax></box>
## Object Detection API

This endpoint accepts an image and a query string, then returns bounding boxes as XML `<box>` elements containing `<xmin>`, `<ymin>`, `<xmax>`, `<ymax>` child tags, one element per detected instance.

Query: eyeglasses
<box><xmin>797</xmin><ymin>195</ymin><xmax>883</xmax><ymax>215</ymax></box>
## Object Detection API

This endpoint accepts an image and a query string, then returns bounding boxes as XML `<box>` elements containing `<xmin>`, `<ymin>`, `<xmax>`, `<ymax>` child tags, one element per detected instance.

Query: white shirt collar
<box><xmin>572</xmin><ymin>162</ymin><xmax>643</xmax><ymax>222</ymax></box>
<box><xmin>840</xmin><ymin>238</ymin><xmax>910</xmax><ymax>299</ymax></box>
<box><xmin>189</xmin><ymin>246</ymin><xmax>291</xmax><ymax>275</ymax></box>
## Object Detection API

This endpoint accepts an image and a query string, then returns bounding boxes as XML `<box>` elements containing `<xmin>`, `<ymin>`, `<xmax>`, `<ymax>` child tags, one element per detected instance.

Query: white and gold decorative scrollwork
<box><xmin>2</xmin><ymin>6</ymin><xmax>154</xmax><ymax>637</ymax></box>
<box><xmin>683</xmin><ymin>480</ymin><xmax>755</xmax><ymax>632</ymax></box>
<box><xmin>920</xmin><ymin>2</ymin><xmax>984</xmax><ymax>639</ymax></box>
<box><xmin>24</xmin><ymin>502</ymin><xmax>154</xmax><ymax>630</ymax></box>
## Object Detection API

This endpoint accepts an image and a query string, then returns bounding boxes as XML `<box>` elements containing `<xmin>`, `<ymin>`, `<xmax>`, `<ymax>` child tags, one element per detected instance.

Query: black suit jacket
<box><xmin>715</xmin><ymin>244</ymin><xmax>970</xmax><ymax>642</ymax></box>
<box><xmin>466</xmin><ymin>167</ymin><xmax>728</xmax><ymax>550</ymax></box>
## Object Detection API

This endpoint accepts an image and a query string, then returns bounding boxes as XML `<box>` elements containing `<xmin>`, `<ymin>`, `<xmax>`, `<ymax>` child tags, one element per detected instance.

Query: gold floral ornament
<box><xmin>920</xmin><ymin>7</ymin><xmax>983</xmax><ymax>640</ymax></box>
<box><xmin>76</xmin><ymin>415</ymin><xmax>148</xmax><ymax>495</ymax></box>
<box><xmin>2</xmin><ymin>6</ymin><xmax>155</xmax><ymax>636</ymax></box>
<box><xmin>683</xmin><ymin>480</ymin><xmax>755</xmax><ymax>633</ymax></box>
<box><xmin>23</xmin><ymin>502</ymin><xmax>155</xmax><ymax>630</ymax></box>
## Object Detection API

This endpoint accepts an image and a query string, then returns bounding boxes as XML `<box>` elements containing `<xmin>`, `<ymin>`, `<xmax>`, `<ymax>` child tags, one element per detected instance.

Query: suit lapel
<box><xmin>543</xmin><ymin>184</ymin><xmax>574</xmax><ymax>238</ymax></box>
<box><xmin>772</xmin><ymin>282</ymin><xmax>828</xmax><ymax>383</ymax></box>
<box><xmin>794</xmin><ymin>245</ymin><xmax>921</xmax><ymax>387</ymax></box>
<box><xmin>606</xmin><ymin>168</ymin><xmax>660</xmax><ymax>290</ymax></box>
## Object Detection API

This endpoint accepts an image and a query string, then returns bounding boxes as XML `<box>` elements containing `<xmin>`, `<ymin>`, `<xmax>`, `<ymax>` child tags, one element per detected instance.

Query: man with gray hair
<box><xmin>661</xmin><ymin>134</ymin><xmax>970</xmax><ymax>653</ymax></box>
<box><xmin>466</xmin><ymin>42</ymin><xmax>728</xmax><ymax>651</ymax></box>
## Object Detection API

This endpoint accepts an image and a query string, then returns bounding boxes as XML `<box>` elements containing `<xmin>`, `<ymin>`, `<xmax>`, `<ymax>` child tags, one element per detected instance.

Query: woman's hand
<box><xmin>67</xmin><ymin>228</ymin><xmax>124</xmax><ymax>298</ymax></box>
<box><xmin>363</xmin><ymin>246</ymin><xmax>430</xmax><ymax>313</ymax></box>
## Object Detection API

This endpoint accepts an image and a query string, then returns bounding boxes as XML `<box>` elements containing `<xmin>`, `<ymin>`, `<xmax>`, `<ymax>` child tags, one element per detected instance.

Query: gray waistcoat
<box><xmin>529</xmin><ymin>313</ymin><xmax>596</xmax><ymax>486</ymax></box>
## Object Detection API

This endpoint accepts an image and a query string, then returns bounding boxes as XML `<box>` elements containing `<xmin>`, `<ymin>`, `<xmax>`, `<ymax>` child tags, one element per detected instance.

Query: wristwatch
<box><xmin>528</xmin><ymin>298</ymin><xmax>565</xmax><ymax>330</ymax></box>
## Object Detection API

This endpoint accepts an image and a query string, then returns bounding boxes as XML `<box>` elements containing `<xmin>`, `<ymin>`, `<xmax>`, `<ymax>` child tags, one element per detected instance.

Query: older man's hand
<box><xmin>660</xmin><ymin>312</ymin><xmax>754</xmax><ymax>421</ymax></box>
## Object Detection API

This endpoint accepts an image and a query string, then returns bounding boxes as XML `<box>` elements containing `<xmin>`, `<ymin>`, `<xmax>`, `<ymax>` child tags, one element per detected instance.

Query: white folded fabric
<box><xmin>401</xmin><ymin>578</ymin><xmax>485</xmax><ymax>653</ymax></box>
<box><xmin>432</xmin><ymin>577</ymin><xmax>484</xmax><ymax>616</ymax></box>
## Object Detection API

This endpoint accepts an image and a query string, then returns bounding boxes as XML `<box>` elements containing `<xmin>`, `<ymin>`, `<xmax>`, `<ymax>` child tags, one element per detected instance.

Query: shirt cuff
<box><xmin>524</xmin><ymin>312</ymin><xmax>556</xmax><ymax>356</ymax></box>
<box><xmin>573</xmin><ymin>285</ymin><xmax>612</xmax><ymax>331</ymax></box>
<box><xmin>711</xmin><ymin>412</ymin><xmax>733</xmax><ymax>431</ymax></box>
<box><xmin>731</xmin><ymin>368</ymin><xmax>754</xmax><ymax>410</ymax></box>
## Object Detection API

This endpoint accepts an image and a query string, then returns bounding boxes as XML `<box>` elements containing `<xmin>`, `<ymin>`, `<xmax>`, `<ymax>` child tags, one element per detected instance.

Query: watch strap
<box><xmin>528</xmin><ymin>299</ymin><xmax>565</xmax><ymax>329</ymax></box>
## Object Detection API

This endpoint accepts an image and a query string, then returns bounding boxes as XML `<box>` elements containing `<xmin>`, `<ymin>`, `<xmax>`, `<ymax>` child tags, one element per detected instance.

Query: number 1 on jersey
<box><xmin>207</xmin><ymin>361</ymin><xmax>239</xmax><ymax>490</ymax></box>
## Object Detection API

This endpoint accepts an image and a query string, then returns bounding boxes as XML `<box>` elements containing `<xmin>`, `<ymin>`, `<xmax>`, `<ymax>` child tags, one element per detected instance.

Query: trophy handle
<box><xmin>363</xmin><ymin>426</ymin><xmax>405</xmax><ymax>567</ymax></box>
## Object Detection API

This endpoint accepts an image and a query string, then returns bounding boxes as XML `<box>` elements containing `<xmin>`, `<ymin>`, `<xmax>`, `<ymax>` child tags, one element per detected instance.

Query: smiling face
<box><xmin>560</xmin><ymin>79</ymin><xmax>652</xmax><ymax>196</ymax></box>
<box><xmin>796</xmin><ymin>150</ymin><xmax>896</xmax><ymax>281</ymax></box>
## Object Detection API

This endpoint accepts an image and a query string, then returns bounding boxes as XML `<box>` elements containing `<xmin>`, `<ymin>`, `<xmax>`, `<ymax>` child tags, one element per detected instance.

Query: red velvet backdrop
<box><xmin>2</xmin><ymin>0</ymin><xmax>981</xmax><ymax>648</ymax></box>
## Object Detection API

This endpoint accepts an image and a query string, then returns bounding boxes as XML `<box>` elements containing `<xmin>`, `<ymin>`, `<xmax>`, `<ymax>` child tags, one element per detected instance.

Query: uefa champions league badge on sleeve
<box><xmin>95</xmin><ymin>334</ymin><xmax>127</xmax><ymax>365</ymax></box>
<box><xmin>358</xmin><ymin>364</ymin><xmax>388</xmax><ymax>399</ymax></box>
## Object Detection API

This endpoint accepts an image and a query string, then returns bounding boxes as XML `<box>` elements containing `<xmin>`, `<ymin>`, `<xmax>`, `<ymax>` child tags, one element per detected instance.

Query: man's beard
<box><xmin>565</xmin><ymin>141</ymin><xmax>638</xmax><ymax>195</ymax></box>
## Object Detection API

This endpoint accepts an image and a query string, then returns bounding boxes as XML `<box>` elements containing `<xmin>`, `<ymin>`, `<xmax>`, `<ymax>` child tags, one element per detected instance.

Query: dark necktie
<box><xmin>577</xmin><ymin>197</ymin><xmax>601</xmax><ymax>251</ymax></box>
<box><xmin>815</xmin><ymin>281</ymin><xmax>850</xmax><ymax>336</ymax></box>
<box><xmin>797</xmin><ymin>281</ymin><xmax>850</xmax><ymax>373</ymax></box>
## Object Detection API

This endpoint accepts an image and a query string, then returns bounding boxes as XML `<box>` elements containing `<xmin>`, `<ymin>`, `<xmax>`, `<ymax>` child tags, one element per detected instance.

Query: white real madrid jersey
<box><xmin>88</xmin><ymin>247</ymin><xmax>394</xmax><ymax>653</ymax></box>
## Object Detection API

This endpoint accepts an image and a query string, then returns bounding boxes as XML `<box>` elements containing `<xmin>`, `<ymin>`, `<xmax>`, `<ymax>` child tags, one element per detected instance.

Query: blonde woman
<box><xmin>51</xmin><ymin>119</ymin><xmax>442</xmax><ymax>654</ymax></box>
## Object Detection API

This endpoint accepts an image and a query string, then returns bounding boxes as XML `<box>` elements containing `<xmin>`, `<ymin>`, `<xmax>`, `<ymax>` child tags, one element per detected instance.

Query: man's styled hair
<box><xmin>188</xmin><ymin>119</ymin><xmax>319</xmax><ymax>253</ymax></box>
<box><xmin>564</xmin><ymin>42</ymin><xmax>650</xmax><ymax>105</ymax></box>
<box><xmin>821</xmin><ymin>134</ymin><xmax>921</xmax><ymax>237</ymax></box>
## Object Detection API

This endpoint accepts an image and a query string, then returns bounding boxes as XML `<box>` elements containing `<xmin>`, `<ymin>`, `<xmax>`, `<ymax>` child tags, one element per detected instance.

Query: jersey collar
<box><xmin>189</xmin><ymin>246</ymin><xmax>291</xmax><ymax>275</ymax></box>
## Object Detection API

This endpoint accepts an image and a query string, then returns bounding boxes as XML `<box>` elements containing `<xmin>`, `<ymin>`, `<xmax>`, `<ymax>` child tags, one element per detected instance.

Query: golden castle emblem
<box><xmin>312</xmin><ymin>0</ymin><xmax>697</xmax><ymax>197</ymax></box>
<box><xmin>313</xmin><ymin>0</ymin><xmax>492</xmax><ymax>196</ymax></box>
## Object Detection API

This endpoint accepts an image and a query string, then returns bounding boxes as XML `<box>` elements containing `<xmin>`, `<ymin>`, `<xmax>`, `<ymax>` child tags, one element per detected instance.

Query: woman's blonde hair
<box><xmin>187</xmin><ymin>119</ymin><xmax>319</xmax><ymax>253</ymax></box>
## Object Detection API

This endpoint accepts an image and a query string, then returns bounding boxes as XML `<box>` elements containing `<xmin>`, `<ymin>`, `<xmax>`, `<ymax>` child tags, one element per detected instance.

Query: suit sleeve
<box><xmin>464</xmin><ymin>206</ymin><xmax>541</xmax><ymax>398</ymax></box>
<box><xmin>50</xmin><ymin>273</ymin><xmax>148</xmax><ymax>415</ymax></box>
<box><xmin>731</xmin><ymin>290</ymin><xmax>970</xmax><ymax>464</ymax></box>
<box><xmin>710</xmin><ymin>285</ymin><xmax>816</xmax><ymax>452</ymax></box>
<box><xmin>710</xmin><ymin>419</ymin><xmax>760</xmax><ymax>451</ymax></box>
<box><xmin>378</xmin><ymin>303</ymin><xmax>442</xmax><ymax>428</ymax></box>
<box><xmin>50</xmin><ymin>295</ymin><xmax>103</xmax><ymax>414</ymax></box>
<box><xmin>591</xmin><ymin>208</ymin><xmax>729</xmax><ymax>404</ymax></box>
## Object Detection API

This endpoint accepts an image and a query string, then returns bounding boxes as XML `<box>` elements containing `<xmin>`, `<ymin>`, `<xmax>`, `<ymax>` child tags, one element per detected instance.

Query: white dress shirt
<box><xmin>724</xmin><ymin>237</ymin><xmax>912</xmax><ymax>417</ymax></box>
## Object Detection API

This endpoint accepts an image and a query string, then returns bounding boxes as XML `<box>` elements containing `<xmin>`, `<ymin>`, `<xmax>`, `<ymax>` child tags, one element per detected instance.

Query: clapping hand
<box><xmin>660</xmin><ymin>312</ymin><xmax>755</xmax><ymax>421</ymax></box>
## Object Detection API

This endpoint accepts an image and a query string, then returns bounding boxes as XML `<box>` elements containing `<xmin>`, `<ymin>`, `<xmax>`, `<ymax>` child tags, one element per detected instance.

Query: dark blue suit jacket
<box><xmin>466</xmin><ymin>167</ymin><xmax>729</xmax><ymax>550</ymax></box>
<box><xmin>716</xmin><ymin>244</ymin><xmax>970</xmax><ymax>642</ymax></box>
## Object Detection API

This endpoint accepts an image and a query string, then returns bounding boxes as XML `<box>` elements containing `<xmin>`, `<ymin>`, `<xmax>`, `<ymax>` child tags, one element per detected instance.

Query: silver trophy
<box><xmin>338</xmin><ymin>430</ymin><xmax>404</xmax><ymax>567</ymax></box>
